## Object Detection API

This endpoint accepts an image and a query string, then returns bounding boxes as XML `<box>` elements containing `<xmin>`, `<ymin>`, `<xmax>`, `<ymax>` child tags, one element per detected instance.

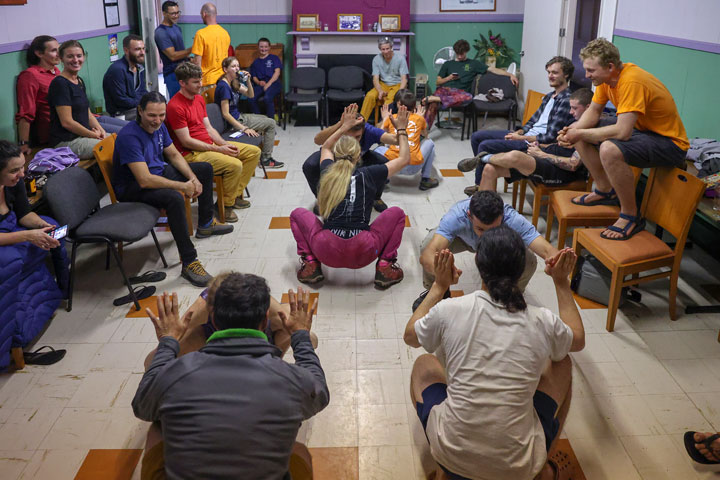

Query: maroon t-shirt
<box><xmin>15</xmin><ymin>65</ymin><xmax>61</xmax><ymax>145</ymax></box>
<box><xmin>165</xmin><ymin>93</ymin><xmax>213</xmax><ymax>156</ymax></box>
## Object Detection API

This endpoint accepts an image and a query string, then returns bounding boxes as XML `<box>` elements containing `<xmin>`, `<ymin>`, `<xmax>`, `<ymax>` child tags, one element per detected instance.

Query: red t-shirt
<box><xmin>15</xmin><ymin>65</ymin><xmax>61</xmax><ymax>145</ymax></box>
<box><xmin>165</xmin><ymin>93</ymin><xmax>213</xmax><ymax>156</ymax></box>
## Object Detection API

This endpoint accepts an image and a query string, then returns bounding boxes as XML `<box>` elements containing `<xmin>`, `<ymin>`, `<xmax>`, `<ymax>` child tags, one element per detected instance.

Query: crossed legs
<box><xmin>477</xmin><ymin>151</ymin><xmax>537</xmax><ymax>191</ymax></box>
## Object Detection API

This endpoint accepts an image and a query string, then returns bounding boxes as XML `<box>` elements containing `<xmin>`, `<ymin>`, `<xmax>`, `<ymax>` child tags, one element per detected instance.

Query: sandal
<box><xmin>599</xmin><ymin>213</ymin><xmax>646</xmax><ymax>241</ymax></box>
<box><xmin>547</xmin><ymin>449</ymin><xmax>573</xmax><ymax>480</ymax></box>
<box><xmin>113</xmin><ymin>285</ymin><xmax>156</xmax><ymax>306</ymax></box>
<box><xmin>129</xmin><ymin>270</ymin><xmax>167</xmax><ymax>285</ymax></box>
<box><xmin>684</xmin><ymin>431</ymin><xmax>720</xmax><ymax>464</ymax></box>
<box><xmin>571</xmin><ymin>188</ymin><xmax>619</xmax><ymax>206</ymax></box>
<box><xmin>23</xmin><ymin>346</ymin><xmax>67</xmax><ymax>365</ymax></box>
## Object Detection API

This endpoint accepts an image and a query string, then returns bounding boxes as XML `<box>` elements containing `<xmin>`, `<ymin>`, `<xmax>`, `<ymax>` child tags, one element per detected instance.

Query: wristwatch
<box><xmin>18</xmin><ymin>140</ymin><xmax>28</xmax><ymax>146</ymax></box>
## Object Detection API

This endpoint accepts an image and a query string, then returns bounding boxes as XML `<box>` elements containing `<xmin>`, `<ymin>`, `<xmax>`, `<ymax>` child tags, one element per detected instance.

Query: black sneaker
<box><xmin>181</xmin><ymin>260</ymin><xmax>213</xmax><ymax>287</ymax></box>
<box><xmin>196</xmin><ymin>219</ymin><xmax>234</xmax><ymax>239</ymax></box>
<box><xmin>411</xmin><ymin>288</ymin><xmax>452</xmax><ymax>312</ymax></box>
<box><xmin>457</xmin><ymin>151</ymin><xmax>488</xmax><ymax>172</ymax></box>
<box><xmin>261</xmin><ymin>158</ymin><xmax>285</xmax><ymax>169</ymax></box>
<box><xmin>419</xmin><ymin>178</ymin><xmax>440</xmax><ymax>190</ymax></box>
<box><xmin>373</xmin><ymin>199</ymin><xmax>388</xmax><ymax>212</ymax></box>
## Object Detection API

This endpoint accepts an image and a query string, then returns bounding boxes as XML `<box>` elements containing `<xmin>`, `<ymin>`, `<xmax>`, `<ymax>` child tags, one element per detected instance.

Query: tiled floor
<box><xmin>2</xmin><ymin>117</ymin><xmax>720</xmax><ymax>479</ymax></box>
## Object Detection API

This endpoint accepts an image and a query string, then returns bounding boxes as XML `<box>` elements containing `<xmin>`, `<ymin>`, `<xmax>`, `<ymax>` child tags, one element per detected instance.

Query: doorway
<box><xmin>570</xmin><ymin>0</ymin><xmax>602</xmax><ymax>89</ymax></box>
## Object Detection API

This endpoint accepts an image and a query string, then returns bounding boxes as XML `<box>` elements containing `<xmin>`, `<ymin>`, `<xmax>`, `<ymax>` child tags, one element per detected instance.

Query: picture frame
<box><xmin>296</xmin><ymin>14</ymin><xmax>319</xmax><ymax>32</ymax></box>
<box><xmin>439</xmin><ymin>0</ymin><xmax>496</xmax><ymax>12</ymax></box>
<box><xmin>337</xmin><ymin>14</ymin><xmax>363</xmax><ymax>32</ymax></box>
<box><xmin>379</xmin><ymin>15</ymin><xmax>400</xmax><ymax>32</ymax></box>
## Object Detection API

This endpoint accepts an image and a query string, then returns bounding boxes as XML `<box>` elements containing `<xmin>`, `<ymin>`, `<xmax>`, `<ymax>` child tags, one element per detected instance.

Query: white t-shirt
<box><xmin>414</xmin><ymin>290</ymin><xmax>573</xmax><ymax>480</ymax></box>
<box><xmin>526</xmin><ymin>97</ymin><xmax>555</xmax><ymax>137</ymax></box>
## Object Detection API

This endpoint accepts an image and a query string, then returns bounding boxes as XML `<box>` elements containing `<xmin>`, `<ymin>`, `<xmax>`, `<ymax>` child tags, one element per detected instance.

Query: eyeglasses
<box><xmin>168</xmin><ymin>10</ymin><xmax>181</xmax><ymax>16</ymax></box>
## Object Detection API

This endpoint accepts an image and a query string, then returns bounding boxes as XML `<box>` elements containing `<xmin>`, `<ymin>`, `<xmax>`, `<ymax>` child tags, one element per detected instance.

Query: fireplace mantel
<box><xmin>288</xmin><ymin>31</ymin><xmax>414</xmax><ymax>68</ymax></box>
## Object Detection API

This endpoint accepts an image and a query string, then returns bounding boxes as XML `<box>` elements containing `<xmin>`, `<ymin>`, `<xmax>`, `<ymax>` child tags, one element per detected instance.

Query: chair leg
<box><xmin>606</xmin><ymin>269</ymin><xmax>625</xmax><ymax>332</ymax></box>
<box><xmin>67</xmin><ymin>242</ymin><xmax>78</xmax><ymax>312</ymax></box>
<box><xmin>545</xmin><ymin>204</ymin><xmax>555</xmax><ymax>241</ymax></box>
<box><xmin>531</xmin><ymin>190</ymin><xmax>543</xmax><ymax>227</ymax></box>
<box><xmin>669</xmin><ymin>268</ymin><xmax>680</xmax><ymax>320</ymax></box>
<box><xmin>214</xmin><ymin>175</ymin><xmax>225</xmax><ymax>223</ymax></box>
<box><xmin>557</xmin><ymin>220</ymin><xmax>568</xmax><ymax>249</ymax></box>
<box><xmin>518</xmin><ymin>180</ymin><xmax>527</xmax><ymax>214</ymax></box>
<box><xmin>105</xmin><ymin>243</ymin><xmax>111</xmax><ymax>270</ymax></box>
<box><xmin>511</xmin><ymin>182</ymin><xmax>518</xmax><ymax>208</ymax></box>
<box><xmin>185</xmin><ymin>199</ymin><xmax>193</xmax><ymax>236</ymax></box>
<box><xmin>11</xmin><ymin>347</ymin><xmax>25</xmax><ymax>370</ymax></box>
<box><xmin>108</xmin><ymin>241</ymin><xmax>141</xmax><ymax>311</ymax></box>
<box><xmin>259</xmin><ymin>158</ymin><xmax>268</xmax><ymax>180</ymax></box>
<box><xmin>151</xmin><ymin>229</ymin><xmax>169</xmax><ymax>268</ymax></box>
<box><xmin>245</xmin><ymin>187</ymin><xmax>251</xmax><ymax>198</ymax></box>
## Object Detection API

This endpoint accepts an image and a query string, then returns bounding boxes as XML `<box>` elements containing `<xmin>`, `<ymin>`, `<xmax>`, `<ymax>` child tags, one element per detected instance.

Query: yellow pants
<box><xmin>360</xmin><ymin>81</ymin><xmax>403</xmax><ymax>121</ymax></box>
<box><xmin>184</xmin><ymin>141</ymin><xmax>261</xmax><ymax>207</ymax></box>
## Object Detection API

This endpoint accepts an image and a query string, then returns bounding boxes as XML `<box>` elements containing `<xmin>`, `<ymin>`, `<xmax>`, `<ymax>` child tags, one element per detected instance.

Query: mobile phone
<box><xmin>49</xmin><ymin>225</ymin><xmax>68</xmax><ymax>240</ymax></box>
<box><xmin>451</xmin><ymin>72</ymin><xmax>459</xmax><ymax>77</ymax></box>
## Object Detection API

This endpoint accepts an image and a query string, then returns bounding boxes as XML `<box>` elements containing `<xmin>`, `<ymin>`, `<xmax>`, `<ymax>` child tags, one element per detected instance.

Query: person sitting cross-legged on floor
<box><xmin>215</xmin><ymin>56</ymin><xmax>284</xmax><ymax>169</ymax></box>
<box><xmin>374</xmin><ymin>89</ymin><xmax>439</xmax><ymax>191</ymax></box>
<box><xmin>404</xmin><ymin>230</ymin><xmax>585</xmax><ymax>480</ymax></box>
<box><xmin>290</xmin><ymin>104</ymin><xmax>411</xmax><ymax>289</ymax></box>
<box><xmin>113</xmin><ymin>92</ymin><xmax>232</xmax><ymax>287</ymax></box>
<box><xmin>166</xmin><ymin>61</ymin><xmax>261</xmax><ymax>223</ymax></box>
<box><xmin>464</xmin><ymin>88</ymin><xmax>593</xmax><ymax>195</ymax></box>
<box><xmin>133</xmin><ymin>275</ymin><xmax>328</xmax><ymax>479</ymax></box>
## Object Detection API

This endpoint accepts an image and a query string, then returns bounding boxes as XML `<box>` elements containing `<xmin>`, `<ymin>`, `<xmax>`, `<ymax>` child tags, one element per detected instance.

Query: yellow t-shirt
<box><xmin>191</xmin><ymin>24</ymin><xmax>231</xmax><ymax>86</ymax></box>
<box><xmin>382</xmin><ymin>112</ymin><xmax>426</xmax><ymax>165</ymax></box>
<box><xmin>592</xmin><ymin>63</ymin><xmax>688</xmax><ymax>150</ymax></box>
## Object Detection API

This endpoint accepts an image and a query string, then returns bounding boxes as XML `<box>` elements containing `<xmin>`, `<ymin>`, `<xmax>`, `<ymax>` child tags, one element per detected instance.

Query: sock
<box><xmin>304</xmin><ymin>255</ymin><xmax>316</xmax><ymax>263</ymax></box>
<box><xmin>480</xmin><ymin>154</ymin><xmax>493</xmax><ymax>164</ymax></box>
<box><xmin>199</xmin><ymin>219</ymin><xmax>213</xmax><ymax>228</ymax></box>
<box><xmin>421</xmin><ymin>177</ymin><xmax>429</xmax><ymax>181</ymax></box>
<box><xmin>378</xmin><ymin>259</ymin><xmax>390</xmax><ymax>267</ymax></box>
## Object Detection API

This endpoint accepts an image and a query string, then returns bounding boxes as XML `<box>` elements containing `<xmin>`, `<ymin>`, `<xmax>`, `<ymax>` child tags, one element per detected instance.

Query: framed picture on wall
<box><xmin>439</xmin><ymin>0</ymin><xmax>495</xmax><ymax>12</ymax></box>
<box><xmin>297</xmin><ymin>14</ymin><xmax>319</xmax><ymax>31</ymax></box>
<box><xmin>337</xmin><ymin>14</ymin><xmax>363</xmax><ymax>32</ymax></box>
<box><xmin>379</xmin><ymin>15</ymin><xmax>400</xmax><ymax>32</ymax></box>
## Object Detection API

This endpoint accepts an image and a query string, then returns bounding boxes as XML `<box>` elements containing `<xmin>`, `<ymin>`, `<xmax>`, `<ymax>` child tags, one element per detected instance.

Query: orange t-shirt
<box><xmin>191</xmin><ymin>24</ymin><xmax>231</xmax><ymax>86</ymax></box>
<box><xmin>381</xmin><ymin>112</ymin><xmax>426</xmax><ymax>165</ymax></box>
<box><xmin>592</xmin><ymin>63</ymin><xmax>688</xmax><ymax>150</ymax></box>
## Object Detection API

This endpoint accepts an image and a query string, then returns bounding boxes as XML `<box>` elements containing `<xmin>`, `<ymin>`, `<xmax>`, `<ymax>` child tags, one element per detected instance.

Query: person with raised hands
<box><xmin>290</xmin><ymin>104</ymin><xmax>412</xmax><ymax>289</ymax></box>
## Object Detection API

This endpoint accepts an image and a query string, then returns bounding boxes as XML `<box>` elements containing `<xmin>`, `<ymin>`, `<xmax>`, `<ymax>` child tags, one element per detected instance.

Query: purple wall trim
<box><xmin>410</xmin><ymin>13</ymin><xmax>523</xmax><ymax>23</ymax></box>
<box><xmin>0</xmin><ymin>24</ymin><xmax>130</xmax><ymax>55</ymax></box>
<box><xmin>614</xmin><ymin>29</ymin><xmax>720</xmax><ymax>55</ymax></box>
<box><xmin>179</xmin><ymin>15</ymin><xmax>291</xmax><ymax>24</ymax></box>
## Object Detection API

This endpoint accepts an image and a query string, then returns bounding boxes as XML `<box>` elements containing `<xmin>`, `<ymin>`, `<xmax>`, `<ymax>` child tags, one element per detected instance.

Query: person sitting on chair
<box><xmin>290</xmin><ymin>105</ymin><xmax>411</xmax><ymax>289</ymax></box>
<box><xmin>423</xmin><ymin>39</ymin><xmax>518</xmax><ymax>130</ymax></box>
<box><xmin>102</xmin><ymin>34</ymin><xmax>148</xmax><ymax>121</ymax></box>
<box><xmin>248</xmin><ymin>37</ymin><xmax>282</xmax><ymax>120</ymax></box>
<box><xmin>215</xmin><ymin>56</ymin><xmax>284</xmax><ymax>169</ymax></box>
<box><xmin>359</xmin><ymin>36</ymin><xmax>409</xmax><ymax>123</ymax></box>
<box><xmin>464</xmin><ymin>88</ymin><xmax>593</xmax><ymax>195</ymax></box>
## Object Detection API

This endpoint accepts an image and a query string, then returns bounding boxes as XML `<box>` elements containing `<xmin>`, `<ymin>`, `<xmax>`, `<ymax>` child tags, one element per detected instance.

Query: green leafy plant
<box><xmin>473</xmin><ymin>30</ymin><xmax>516</xmax><ymax>68</ymax></box>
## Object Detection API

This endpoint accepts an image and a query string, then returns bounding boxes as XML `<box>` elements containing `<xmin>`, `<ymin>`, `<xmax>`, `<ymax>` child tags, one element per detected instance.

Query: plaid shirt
<box><xmin>522</xmin><ymin>89</ymin><xmax>574</xmax><ymax>144</ymax></box>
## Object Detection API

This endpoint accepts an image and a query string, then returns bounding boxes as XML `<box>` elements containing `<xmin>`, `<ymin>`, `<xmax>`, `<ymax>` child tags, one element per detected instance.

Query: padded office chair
<box><xmin>325</xmin><ymin>66</ymin><xmax>365</xmax><ymax>124</ymax></box>
<box><xmin>283</xmin><ymin>67</ymin><xmax>326</xmax><ymax>129</ymax></box>
<box><xmin>471</xmin><ymin>71</ymin><xmax>517</xmax><ymax>132</ymax></box>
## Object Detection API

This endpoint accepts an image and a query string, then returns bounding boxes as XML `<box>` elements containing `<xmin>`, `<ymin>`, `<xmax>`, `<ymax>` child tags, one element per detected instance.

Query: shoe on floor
<box><xmin>261</xmin><ymin>158</ymin><xmax>285</xmax><ymax>169</ymax></box>
<box><xmin>373</xmin><ymin>199</ymin><xmax>388</xmax><ymax>212</ymax></box>
<box><xmin>457</xmin><ymin>151</ymin><xmax>487</xmax><ymax>172</ymax></box>
<box><xmin>374</xmin><ymin>260</ymin><xmax>404</xmax><ymax>289</ymax></box>
<box><xmin>411</xmin><ymin>288</ymin><xmax>452</xmax><ymax>312</ymax></box>
<box><xmin>196</xmin><ymin>219</ymin><xmax>234</xmax><ymax>239</ymax></box>
<box><xmin>181</xmin><ymin>260</ymin><xmax>213</xmax><ymax>287</ymax></box>
<box><xmin>233</xmin><ymin>197</ymin><xmax>251</xmax><ymax>209</ymax></box>
<box><xmin>297</xmin><ymin>257</ymin><xmax>324</xmax><ymax>284</ymax></box>
<box><xmin>215</xmin><ymin>204</ymin><xmax>238</xmax><ymax>222</ymax></box>
<box><xmin>464</xmin><ymin>185</ymin><xmax>479</xmax><ymax>197</ymax></box>
<box><xmin>419</xmin><ymin>177</ymin><xmax>439</xmax><ymax>190</ymax></box>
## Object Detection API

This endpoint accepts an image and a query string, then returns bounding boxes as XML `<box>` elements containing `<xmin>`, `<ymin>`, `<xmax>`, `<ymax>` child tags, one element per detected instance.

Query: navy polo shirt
<box><xmin>154</xmin><ymin>24</ymin><xmax>186</xmax><ymax>76</ymax></box>
<box><xmin>112</xmin><ymin>121</ymin><xmax>173</xmax><ymax>197</ymax></box>
<box><xmin>250</xmin><ymin>54</ymin><xmax>282</xmax><ymax>82</ymax></box>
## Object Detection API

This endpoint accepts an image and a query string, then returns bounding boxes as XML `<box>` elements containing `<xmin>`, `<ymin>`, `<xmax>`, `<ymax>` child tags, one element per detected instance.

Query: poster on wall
<box><xmin>439</xmin><ymin>0</ymin><xmax>495</xmax><ymax>12</ymax></box>
<box><xmin>108</xmin><ymin>34</ymin><xmax>119</xmax><ymax>61</ymax></box>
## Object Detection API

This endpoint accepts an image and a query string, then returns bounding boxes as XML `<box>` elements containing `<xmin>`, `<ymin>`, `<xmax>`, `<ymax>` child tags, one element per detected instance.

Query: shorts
<box><xmin>528</xmin><ymin>157</ymin><xmax>587</xmax><ymax>186</ymax></box>
<box><xmin>607</xmin><ymin>130</ymin><xmax>687</xmax><ymax>168</ymax></box>
<box><xmin>140</xmin><ymin>441</ymin><xmax>166</xmax><ymax>480</ymax></box>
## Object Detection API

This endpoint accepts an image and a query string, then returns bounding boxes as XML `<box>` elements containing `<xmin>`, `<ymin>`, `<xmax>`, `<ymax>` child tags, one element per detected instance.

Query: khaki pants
<box><xmin>184</xmin><ymin>142</ymin><xmax>261</xmax><ymax>207</ymax></box>
<box><xmin>239</xmin><ymin>113</ymin><xmax>277</xmax><ymax>160</ymax></box>
<box><xmin>360</xmin><ymin>81</ymin><xmax>403</xmax><ymax>121</ymax></box>
<box><xmin>55</xmin><ymin>137</ymin><xmax>100</xmax><ymax>160</ymax></box>
<box><xmin>420</xmin><ymin>228</ymin><xmax>538</xmax><ymax>291</ymax></box>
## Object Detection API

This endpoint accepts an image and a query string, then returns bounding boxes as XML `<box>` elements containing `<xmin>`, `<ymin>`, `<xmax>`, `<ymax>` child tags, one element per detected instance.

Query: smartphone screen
<box><xmin>49</xmin><ymin>225</ymin><xmax>68</xmax><ymax>240</ymax></box>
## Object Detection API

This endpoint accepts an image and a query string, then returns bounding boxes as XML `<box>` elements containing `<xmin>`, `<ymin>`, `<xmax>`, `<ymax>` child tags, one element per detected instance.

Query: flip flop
<box><xmin>129</xmin><ymin>270</ymin><xmax>167</xmax><ymax>285</ymax></box>
<box><xmin>23</xmin><ymin>346</ymin><xmax>67</xmax><ymax>365</ymax></box>
<box><xmin>684</xmin><ymin>431</ymin><xmax>720</xmax><ymax>464</ymax></box>
<box><xmin>571</xmin><ymin>188</ymin><xmax>619</xmax><ymax>206</ymax></box>
<box><xmin>113</xmin><ymin>285</ymin><xmax>156</xmax><ymax>307</ymax></box>
<box><xmin>600</xmin><ymin>213</ymin><xmax>646</xmax><ymax>241</ymax></box>
<box><xmin>547</xmin><ymin>449</ymin><xmax>574</xmax><ymax>480</ymax></box>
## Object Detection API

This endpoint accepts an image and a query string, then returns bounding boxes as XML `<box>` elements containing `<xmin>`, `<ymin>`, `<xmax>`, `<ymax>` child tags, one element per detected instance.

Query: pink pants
<box><xmin>424</xmin><ymin>86</ymin><xmax>473</xmax><ymax>129</ymax></box>
<box><xmin>290</xmin><ymin>206</ymin><xmax>406</xmax><ymax>269</ymax></box>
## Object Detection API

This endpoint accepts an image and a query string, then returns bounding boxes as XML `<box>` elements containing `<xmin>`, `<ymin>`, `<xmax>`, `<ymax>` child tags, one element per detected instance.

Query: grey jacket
<box><xmin>132</xmin><ymin>330</ymin><xmax>329</xmax><ymax>480</ymax></box>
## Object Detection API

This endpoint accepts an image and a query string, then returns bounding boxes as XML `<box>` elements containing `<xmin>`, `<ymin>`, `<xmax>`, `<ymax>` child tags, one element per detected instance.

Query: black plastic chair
<box><xmin>471</xmin><ymin>71</ymin><xmax>518</xmax><ymax>132</ymax></box>
<box><xmin>283</xmin><ymin>67</ymin><xmax>326</xmax><ymax>130</ymax></box>
<box><xmin>325</xmin><ymin>66</ymin><xmax>365</xmax><ymax>124</ymax></box>
<box><xmin>44</xmin><ymin>167</ymin><xmax>168</xmax><ymax>311</ymax></box>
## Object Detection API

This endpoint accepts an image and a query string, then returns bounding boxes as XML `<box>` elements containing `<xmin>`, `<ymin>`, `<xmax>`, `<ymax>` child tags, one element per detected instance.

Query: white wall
<box><xmin>615</xmin><ymin>0</ymin><xmax>720</xmax><ymax>44</ymax></box>
<box><xmin>411</xmin><ymin>0</ymin><xmax>524</xmax><ymax>14</ymax></box>
<box><xmin>178</xmin><ymin>0</ymin><xmax>291</xmax><ymax>16</ymax></box>
<box><xmin>0</xmin><ymin>0</ymin><xmax>131</xmax><ymax>45</ymax></box>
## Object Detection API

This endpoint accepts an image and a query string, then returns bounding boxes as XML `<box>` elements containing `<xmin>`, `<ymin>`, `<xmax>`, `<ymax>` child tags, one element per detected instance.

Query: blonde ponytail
<box><xmin>317</xmin><ymin>136</ymin><xmax>361</xmax><ymax>219</ymax></box>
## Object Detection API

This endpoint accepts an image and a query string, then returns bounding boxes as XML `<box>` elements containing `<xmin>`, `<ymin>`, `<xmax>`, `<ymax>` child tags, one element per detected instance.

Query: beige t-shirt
<box><xmin>414</xmin><ymin>290</ymin><xmax>573</xmax><ymax>480</ymax></box>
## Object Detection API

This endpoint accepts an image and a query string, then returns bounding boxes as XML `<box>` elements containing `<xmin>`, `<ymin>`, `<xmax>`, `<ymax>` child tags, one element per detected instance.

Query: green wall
<box><xmin>613</xmin><ymin>35</ymin><xmax>720</xmax><ymax>140</ymax></box>
<box><xmin>0</xmin><ymin>31</ymin><xmax>129</xmax><ymax>141</ymax></box>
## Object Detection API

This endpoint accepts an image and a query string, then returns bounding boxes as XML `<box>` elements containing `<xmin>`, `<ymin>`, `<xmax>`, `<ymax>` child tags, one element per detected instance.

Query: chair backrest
<box><xmin>206</xmin><ymin>102</ymin><xmax>227</xmax><ymax>134</ymax></box>
<box><xmin>641</xmin><ymin>167</ymin><xmax>706</xmax><ymax>249</ymax></box>
<box><xmin>522</xmin><ymin>90</ymin><xmax>544</xmax><ymax>125</ymax></box>
<box><xmin>45</xmin><ymin>167</ymin><xmax>101</xmax><ymax>230</ymax></box>
<box><xmin>474</xmin><ymin>72</ymin><xmax>517</xmax><ymax>103</ymax></box>
<box><xmin>234</xmin><ymin>42</ymin><xmax>284</xmax><ymax>69</ymax></box>
<box><xmin>290</xmin><ymin>67</ymin><xmax>326</xmax><ymax>91</ymax></box>
<box><xmin>327</xmin><ymin>66</ymin><xmax>364</xmax><ymax>90</ymax></box>
<box><xmin>93</xmin><ymin>134</ymin><xmax>118</xmax><ymax>203</ymax></box>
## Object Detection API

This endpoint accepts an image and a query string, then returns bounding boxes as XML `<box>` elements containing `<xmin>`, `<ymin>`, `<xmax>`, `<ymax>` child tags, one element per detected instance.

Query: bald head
<box><xmin>201</xmin><ymin>3</ymin><xmax>217</xmax><ymax>17</ymax></box>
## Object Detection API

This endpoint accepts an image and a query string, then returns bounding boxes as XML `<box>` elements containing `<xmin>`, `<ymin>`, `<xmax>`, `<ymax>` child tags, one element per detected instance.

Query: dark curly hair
<box><xmin>474</xmin><ymin>225</ymin><xmax>527</xmax><ymax>313</ymax></box>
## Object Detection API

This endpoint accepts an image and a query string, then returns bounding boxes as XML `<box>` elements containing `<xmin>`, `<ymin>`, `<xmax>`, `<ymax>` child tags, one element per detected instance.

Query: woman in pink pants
<box><xmin>290</xmin><ymin>104</ymin><xmax>411</xmax><ymax>289</ymax></box>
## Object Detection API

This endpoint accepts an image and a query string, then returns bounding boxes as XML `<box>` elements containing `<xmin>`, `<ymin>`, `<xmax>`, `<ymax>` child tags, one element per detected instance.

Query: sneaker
<box><xmin>464</xmin><ymin>185</ymin><xmax>479</xmax><ymax>197</ymax></box>
<box><xmin>215</xmin><ymin>204</ymin><xmax>238</xmax><ymax>222</ymax></box>
<box><xmin>297</xmin><ymin>257</ymin><xmax>324</xmax><ymax>284</ymax></box>
<box><xmin>374</xmin><ymin>260</ymin><xmax>404</xmax><ymax>289</ymax></box>
<box><xmin>373</xmin><ymin>199</ymin><xmax>388</xmax><ymax>212</ymax></box>
<box><xmin>411</xmin><ymin>288</ymin><xmax>452</xmax><ymax>312</ymax></box>
<box><xmin>196</xmin><ymin>219</ymin><xmax>234</xmax><ymax>239</ymax></box>
<box><xmin>181</xmin><ymin>260</ymin><xmax>213</xmax><ymax>287</ymax></box>
<box><xmin>419</xmin><ymin>178</ymin><xmax>440</xmax><ymax>190</ymax></box>
<box><xmin>457</xmin><ymin>151</ymin><xmax>487</xmax><ymax>172</ymax></box>
<box><xmin>261</xmin><ymin>158</ymin><xmax>284</xmax><ymax>169</ymax></box>
<box><xmin>233</xmin><ymin>198</ymin><xmax>251</xmax><ymax>209</ymax></box>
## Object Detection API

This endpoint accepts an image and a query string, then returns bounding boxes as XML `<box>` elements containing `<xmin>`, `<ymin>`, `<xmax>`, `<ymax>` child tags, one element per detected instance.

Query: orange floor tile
<box><xmin>126</xmin><ymin>295</ymin><xmax>159</xmax><ymax>318</ymax></box>
<box><xmin>281</xmin><ymin>292</ymin><xmax>320</xmax><ymax>313</ymax></box>
<box><xmin>572</xmin><ymin>293</ymin><xmax>606</xmax><ymax>310</ymax></box>
<box><xmin>274</xmin><ymin>139</ymin><xmax>280</xmax><ymax>146</ymax></box>
<box><xmin>309</xmin><ymin>447</ymin><xmax>358</xmax><ymax>480</ymax></box>
<box><xmin>74</xmin><ymin>449</ymin><xmax>142</xmax><ymax>480</ymax></box>
<box><xmin>269</xmin><ymin>216</ymin><xmax>292</xmax><ymax>229</ymax></box>
<box><xmin>266</xmin><ymin>171</ymin><xmax>288</xmax><ymax>179</ymax></box>
<box><xmin>405</xmin><ymin>215</ymin><xmax>411</xmax><ymax>227</ymax></box>
<box><xmin>440</xmin><ymin>168</ymin><xmax>465</xmax><ymax>177</ymax></box>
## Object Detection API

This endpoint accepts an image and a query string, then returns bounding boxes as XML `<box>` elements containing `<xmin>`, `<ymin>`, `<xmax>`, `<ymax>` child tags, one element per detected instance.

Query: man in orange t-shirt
<box><xmin>558</xmin><ymin>38</ymin><xmax>688</xmax><ymax>241</ymax></box>
<box><xmin>191</xmin><ymin>3</ymin><xmax>230</xmax><ymax>88</ymax></box>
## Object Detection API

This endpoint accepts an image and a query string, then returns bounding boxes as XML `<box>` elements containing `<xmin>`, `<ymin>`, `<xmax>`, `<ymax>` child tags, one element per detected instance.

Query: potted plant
<box><xmin>473</xmin><ymin>30</ymin><xmax>516</xmax><ymax>68</ymax></box>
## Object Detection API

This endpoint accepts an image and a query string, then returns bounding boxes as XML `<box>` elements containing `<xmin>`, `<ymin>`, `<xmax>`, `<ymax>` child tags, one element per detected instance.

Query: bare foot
<box><xmin>694</xmin><ymin>432</ymin><xmax>720</xmax><ymax>462</ymax></box>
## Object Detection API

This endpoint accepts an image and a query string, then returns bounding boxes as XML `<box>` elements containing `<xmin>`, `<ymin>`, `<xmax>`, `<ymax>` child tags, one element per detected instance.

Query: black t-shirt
<box><xmin>320</xmin><ymin>159</ymin><xmax>388</xmax><ymax>238</ymax></box>
<box><xmin>0</xmin><ymin>182</ymin><xmax>31</xmax><ymax>225</ymax></box>
<box><xmin>48</xmin><ymin>76</ymin><xmax>91</xmax><ymax>146</ymax></box>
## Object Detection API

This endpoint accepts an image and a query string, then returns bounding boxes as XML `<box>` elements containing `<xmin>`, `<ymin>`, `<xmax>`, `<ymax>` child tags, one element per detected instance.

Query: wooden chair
<box><xmin>93</xmin><ymin>134</ymin><xmax>194</xmax><ymax>236</ymax></box>
<box><xmin>214</xmin><ymin>175</ymin><xmax>226</xmax><ymax>223</ymax></box>
<box><xmin>571</xmin><ymin>167</ymin><xmax>705</xmax><ymax>331</ymax></box>
<box><xmin>234</xmin><ymin>42</ymin><xmax>285</xmax><ymax>121</ymax></box>
<box><xmin>545</xmin><ymin>167</ymin><xmax>642</xmax><ymax>248</ymax></box>
<box><xmin>514</xmin><ymin>177</ymin><xmax>591</xmax><ymax>228</ymax></box>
